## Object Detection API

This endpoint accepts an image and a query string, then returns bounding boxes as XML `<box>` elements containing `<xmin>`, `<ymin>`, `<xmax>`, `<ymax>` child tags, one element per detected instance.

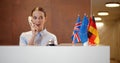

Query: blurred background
<box><xmin>92</xmin><ymin>0</ymin><xmax>120</xmax><ymax>63</ymax></box>
<box><xmin>0</xmin><ymin>0</ymin><xmax>120</xmax><ymax>63</ymax></box>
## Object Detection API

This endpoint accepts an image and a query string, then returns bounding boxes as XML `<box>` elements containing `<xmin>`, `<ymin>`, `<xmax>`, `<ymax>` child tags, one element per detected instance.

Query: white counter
<box><xmin>0</xmin><ymin>46</ymin><xmax>110</xmax><ymax>63</ymax></box>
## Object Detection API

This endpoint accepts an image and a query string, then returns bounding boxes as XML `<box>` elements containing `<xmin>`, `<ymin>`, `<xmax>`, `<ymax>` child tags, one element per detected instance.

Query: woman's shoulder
<box><xmin>46</xmin><ymin>31</ymin><xmax>57</xmax><ymax>38</ymax></box>
<box><xmin>42</xmin><ymin>29</ymin><xmax>56</xmax><ymax>38</ymax></box>
<box><xmin>20</xmin><ymin>31</ymin><xmax>32</xmax><ymax>37</ymax></box>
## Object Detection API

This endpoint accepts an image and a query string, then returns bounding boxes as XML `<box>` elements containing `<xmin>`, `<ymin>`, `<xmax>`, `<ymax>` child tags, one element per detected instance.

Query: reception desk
<box><xmin>0</xmin><ymin>46</ymin><xmax>110</xmax><ymax>63</ymax></box>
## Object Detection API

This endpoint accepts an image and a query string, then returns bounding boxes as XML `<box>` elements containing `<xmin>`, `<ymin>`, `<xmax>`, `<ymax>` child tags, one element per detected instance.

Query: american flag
<box><xmin>72</xmin><ymin>16</ymin><xmax>82</xmax><ymax>44</ymax></box>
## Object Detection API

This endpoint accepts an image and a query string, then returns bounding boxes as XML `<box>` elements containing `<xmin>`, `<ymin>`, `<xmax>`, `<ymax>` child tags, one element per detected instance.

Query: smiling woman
<box><xmin>0</xmin><ymin>0</ymin><xmax>90</xmax><ymax>45</ymax></box>
<box><xmin>19</xmin><ymin>7</ymin><xmax>58</xmax><ymax>46</ymax></box>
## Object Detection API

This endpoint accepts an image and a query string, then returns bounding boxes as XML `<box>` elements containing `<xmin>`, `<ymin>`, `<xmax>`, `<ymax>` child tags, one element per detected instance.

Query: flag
<box><xmin>72</xmin><ymin>16</ymin><xmax>82</xmax><ymax>44</ymax></box>
<box><xmin>79</xmin><ymin>15</ymin><xmax>89</xmax><ymax>44</ymax></box>
<box><xmin>88</xmin><ymin>16</ymin><xmax>100</xmax><ymax>46</ymax></box>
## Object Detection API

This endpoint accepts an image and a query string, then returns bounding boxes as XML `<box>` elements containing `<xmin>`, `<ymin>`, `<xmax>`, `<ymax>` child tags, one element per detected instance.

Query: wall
<box><xmin>116</xmin><ymin>20</ymin><xmax>120</xmax><ymax>62</ymax></box>
<box><xmin>97</xmin><ymin>19</ymin><xmax>120</xmax><ymax>62</ymax></box>
<box><xmin>0</xmin><ymin>0</ymin><xmax>90</xmax><ymax>45</ymax></box>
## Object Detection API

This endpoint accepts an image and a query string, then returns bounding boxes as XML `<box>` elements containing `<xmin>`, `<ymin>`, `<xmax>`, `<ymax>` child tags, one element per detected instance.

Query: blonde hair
<box><xmin>31</xmin><ymin>7</ymin><xmax>46</xmax><ymax>17</ymax></box>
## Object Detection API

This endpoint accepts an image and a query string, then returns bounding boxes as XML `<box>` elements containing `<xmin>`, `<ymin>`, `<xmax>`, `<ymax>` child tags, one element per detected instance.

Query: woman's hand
<box><xmin>29</xmin><ymin>24</ymin><xmax>39</xmax><ymax>45</ymax></box>
<box><xmin>28</xmin><ymin>16</ymin><xmax>39</xmax><ymax>36</ymax></box>
<box><xmin>28</xmin><ymin>16</ymin><xmax>39</xmax><ymax>45</ymax></box>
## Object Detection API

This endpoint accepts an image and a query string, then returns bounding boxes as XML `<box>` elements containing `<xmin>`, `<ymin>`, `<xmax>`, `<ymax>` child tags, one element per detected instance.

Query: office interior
<box><xmin>0</xmin><ymin>0</ymin><xmax>119</xmax><ymax>63</ymax></box>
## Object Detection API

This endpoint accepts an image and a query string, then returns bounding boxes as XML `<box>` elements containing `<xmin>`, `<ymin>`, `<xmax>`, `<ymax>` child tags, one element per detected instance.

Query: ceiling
<box><xmin>92</xmin><ymin>0</ymin><xmax>120</xmax><ymax>22</ymax></box>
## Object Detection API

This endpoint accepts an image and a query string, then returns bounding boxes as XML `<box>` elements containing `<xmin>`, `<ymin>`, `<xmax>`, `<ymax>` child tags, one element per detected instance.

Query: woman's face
<box><xmin>32</xmin><ymin>10</ymin><xmax>46</xmax><ymax>31</ymax></box>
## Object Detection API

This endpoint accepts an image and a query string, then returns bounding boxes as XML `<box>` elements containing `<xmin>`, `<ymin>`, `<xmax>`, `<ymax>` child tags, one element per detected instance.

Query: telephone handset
<box><xmin>28</xmin><ymin>16</ymin><xmax>33</xmax><ymax>26</ymax></box>
<box><xmin>28</xmin><ymin>16</ymin><xmax>38</xmax><ymax>32</ymax></box>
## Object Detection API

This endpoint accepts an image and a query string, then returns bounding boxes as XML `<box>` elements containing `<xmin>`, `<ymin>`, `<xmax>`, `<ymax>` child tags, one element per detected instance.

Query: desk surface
<box><xmin>0</xmin><ymin>46</ymin><xmax>110</xmax><ymax>63</ymax></box>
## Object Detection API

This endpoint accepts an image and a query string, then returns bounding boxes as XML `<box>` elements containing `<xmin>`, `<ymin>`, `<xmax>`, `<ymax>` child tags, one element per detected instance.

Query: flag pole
<box><xmin>78</xmin><ymin>13</ymin><xmax>80</xmax><ymax>16</ymax></box>
<box><xmin>90</xmin><ymin>0</ymin><xmax>93</xmax><ymax>17</ymax></box>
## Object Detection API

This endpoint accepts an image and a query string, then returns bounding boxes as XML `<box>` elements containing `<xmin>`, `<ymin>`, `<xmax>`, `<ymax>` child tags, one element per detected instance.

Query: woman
<box><xmin>19</xmin><ymin>7</ymin><xmax>58</xmax><ymax>46</ymax></box>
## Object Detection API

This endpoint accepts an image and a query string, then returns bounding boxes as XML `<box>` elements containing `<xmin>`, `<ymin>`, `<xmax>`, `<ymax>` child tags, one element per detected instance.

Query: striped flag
<box><xmin>88</xmin><ymin>16</ymin><xmax>100</xmax><ymax>46</ymax></box>
<box><xmin>72</xmin><ymin>16</ymin><xmax>82</xmax><ymax>44</ymax></box>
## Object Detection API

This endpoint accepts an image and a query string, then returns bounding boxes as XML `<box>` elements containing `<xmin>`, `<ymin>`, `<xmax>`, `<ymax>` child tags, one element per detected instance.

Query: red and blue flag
<box><xmin>72</xmin><ymin>16</ymin><xmax>82</xmax><ymax>44</ymax></box>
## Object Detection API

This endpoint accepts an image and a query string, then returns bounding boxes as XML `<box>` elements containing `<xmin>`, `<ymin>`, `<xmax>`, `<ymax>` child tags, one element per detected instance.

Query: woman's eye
<box><xmin>33</xmin><ymin>16</ymin><xmax>37</xmax><ymax>19</ymax></box>
<box><xmin>40</xmin><ymin>16</ymin><xmax>43</xmax><ymax>19</ymax></box>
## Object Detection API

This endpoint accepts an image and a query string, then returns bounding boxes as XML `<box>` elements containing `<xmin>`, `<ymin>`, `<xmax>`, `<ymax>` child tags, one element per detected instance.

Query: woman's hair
<box><xmin>31</xmin><ymin>7</ymin><xmax>46</xmax><ymax>17</ymax></box>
